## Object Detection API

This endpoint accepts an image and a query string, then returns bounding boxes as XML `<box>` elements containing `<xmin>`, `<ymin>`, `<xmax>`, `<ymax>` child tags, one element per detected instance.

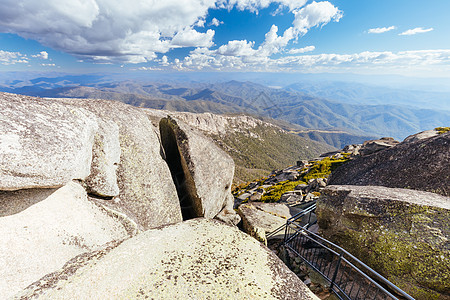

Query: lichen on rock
<box><xmin>317</xmin><ymin>185</ymin><xmax>450</xmax><ymax>300</ymax></box>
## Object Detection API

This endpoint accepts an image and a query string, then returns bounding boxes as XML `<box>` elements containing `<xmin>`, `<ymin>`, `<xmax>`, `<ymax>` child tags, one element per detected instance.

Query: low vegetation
<box><xmin>303</xmin><ymin>157</ymin><xmax>349</xmax><ymax>182</ymax></box>
<box><xmin>435</xmin><ymin>127</ymin><xmax>450</xmax><ymax>134</ymax></box>
<box><xmin>211</xmin><ymin>125</ymin><xmax>334</xmax><ymax>184</ymax></box>
<box><xmin>261</xmin><ymin>179</ymin><xmax>307</xmax><ymax>202</ymax></box>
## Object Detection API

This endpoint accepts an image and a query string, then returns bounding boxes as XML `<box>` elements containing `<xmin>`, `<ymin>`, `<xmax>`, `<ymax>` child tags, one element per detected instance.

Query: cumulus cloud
<box><xmin>171</xmin><ymin>28</ymin><xmax>215</xmax><ymax>47</ymax></box>
<box><xmin>209</xmin><ymin>18</ymin><xmax>223</xmax><ymax>27</ymax></box>
<box><xmin>217</xmin><ymin>40</ymin><xmax>257</xmax><ymax>56</ymax></box>
<box><xmin>368</xmin><ymin>26</ymin><xmax>396</xmax><ymax>34</ymax></box>
<box><xmin>399</xmin><ymin>27</ymin><xmax>434</xmax><ymax>36</ymax></box>
<box><xmin>41</xmin><ymin>63</ymin><xmax>56</xmax><ymax>66</ymax></box>
<box><xmin>288</xmin><ymin>45</ymin><xmax>315</xmax><ymax>54</ymax></box>
<box><xmin>0</xmin><ymin>0</ymin><xmax>219</xmax><ymax>63</ymax></box>
<box><xmin>292</xmin><ymin>1</ymin><xmax>343</xmax><ymax>35</ymax></box>
<box><xmin>207</xmin><ymin>1</ymin><xmax>340</xmax><ymax>60</ymax></box>
<box><xmin>0</xmin><ymin>50</ymin><xmax>28</xmax><ymax>65</ymax></box>
<box><xmin>0</xmin><ymin>0</ymin><xmax>341</xmax><ymax>64</ymax></box>
<box><xmin>32</xmin><ymin>51</ymin><xmax>49</xmax><ymax>59</ymax></box>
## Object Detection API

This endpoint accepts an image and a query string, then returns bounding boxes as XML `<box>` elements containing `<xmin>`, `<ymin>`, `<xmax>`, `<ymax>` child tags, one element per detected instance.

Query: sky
<box><xmin>1</xmin><ymin>0</ymin><xmax>450</xmax><ymax>77</ymax></box>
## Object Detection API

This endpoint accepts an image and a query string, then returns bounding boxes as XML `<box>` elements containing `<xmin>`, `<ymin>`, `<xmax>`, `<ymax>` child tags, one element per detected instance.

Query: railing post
<box><xmin>330</xmin><ymin>252</ymin><xmax>343</xmax><ymax>292</ymax></box>
<box><xmin>283</xmin><ymin>219</ymin><xmax>290</xmax><ymax>244</ymax></box>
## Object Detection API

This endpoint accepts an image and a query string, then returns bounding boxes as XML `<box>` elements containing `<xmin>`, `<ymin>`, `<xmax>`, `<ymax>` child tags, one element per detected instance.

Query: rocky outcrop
<box><xmin>359</xmin><ymin>137</ymin><xmax>399</xmax><ymax>156</ymax></box>
<box><xmin>329</xmin><ymin>131</ymin><xmax>450</xmax><ymax>196</ymax></box>
<box><xmin>56</xmin><ymin>97</ymin><xmax>182</xmax><ymax>229</ymax></box>
<box><xmin>0</xmin><ymin>92</ymin><xmax>183</xmax><ymax>229</ymax></box>
<box><xmin>0</xmin><ymin>181</ymin><xmax>128</xmax><ymax>299</ymax></box>
<box><xmin>15</xmin><ymin>218</ymin><xmax>318</xmax><ymax>300</ymax></box>
<box><xmin>238</xmin><ymin>202</ymin><xmax>302</xmax><ymax>243</ymax></box>
<box><xmin>317</xmin><ymin>185</ymin><xmax>450</xmax><ymax>299</ymax></box>
<box><xmin>403</xmin><ymin>129</ymin><xmax>440</xmax><ymax>143</ymax></box>
<box><xmin>0</xmin><ymin>93</ymin><xmax>98</xmax><ymax>190</ymax></box>
<box><xmin>145</xmin><ymin>108</ymin><xmax>278</xmax><ymax>137</ymax></box>
<box><xmin>159</xmin><ymin>116</ymin><xmax>239</xmax><ymax>225</ymax></box>
<box><xmin>84</xmin><ymin>119</ymin><xmax>121</xmax><ymax>197</ymax></box>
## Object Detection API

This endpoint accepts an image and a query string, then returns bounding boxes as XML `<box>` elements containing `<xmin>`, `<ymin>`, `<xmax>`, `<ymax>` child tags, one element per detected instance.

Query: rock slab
<box><xmin>0</xmin><ymin>181</ymin><xmax>128</xmax><ymax>299</ymax></box>
<box><xmin>159</xmin><ymin>116</ymin><xmax>239</xmax><ymax>224</ymax></box>
<box><xmin>317</xmin><ymin>185</ymin><xmax>450</xmax><ymax>300</ymax></box>
<box><xmin>238</xmin><ymin>202</ymin><xmax>302</xmax><ymax>243</ymax></box>
<box><xmin>0</xmin><ymin>93</ymin><xmax>98</xmax><ymax>190</ymax></box>
<box><xmin>329</xmin><ymin>132</ymin><xmax>450</xmax><ymax>196</ymax></box>
<box><xmin>54</xmin><ymin>97</ymin><xmax>183</xmax><ymax>230</ymax></box>
<box><xmin>15</xmin><ymin>218</ymin><xmax>318</xmax><ymax>300</ymax></box>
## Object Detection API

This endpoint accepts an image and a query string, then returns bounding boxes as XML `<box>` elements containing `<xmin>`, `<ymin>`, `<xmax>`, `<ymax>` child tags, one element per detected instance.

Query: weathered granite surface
<box><xmin>238</xmin><ymin>202</ymin><xmax>302</xmax><ymax>243</ymax></box>
<box><xmin>317</xmin><ymin>185</ymin><xmax>450</xmax><ymax>300</ymax></box>
<box><xmin>159</xmin><ymin>116</ymin><xmax>239</xmax><ymax>225</ymax></box>
<box><xmin>15</xmin><ymin>218</ymin><xmax>318</xmax><ymax>300</ymax></box>
<box><xmin>0</xmin><ymin>93</ymin><xmax>98</xmax><ymax>190</ymax></box>
<box><xmin>47</xmin><ymin>97</ymin><xmax>183</xmax><ymax>230</ymax></box>
<box><xmin>0</xmin><ymin>182</ymin><xmax>128</xmax><ymax>299</ymax></box>
<box><xmin>329</xmin><ymin>131</ymin><xmax>450</xmax><ymax>196</ymax></box>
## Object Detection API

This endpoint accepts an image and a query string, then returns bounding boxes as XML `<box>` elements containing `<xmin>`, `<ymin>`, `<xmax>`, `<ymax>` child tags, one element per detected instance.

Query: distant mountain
<box><xmin>1</xmin><ymin>76</ymin><xmax>449</xmax><ymax>144</ymax></box>
<box><xmin>285</xmin><ymin>80</ymin><xmax>450</xmax><ymax>111</ymax></box>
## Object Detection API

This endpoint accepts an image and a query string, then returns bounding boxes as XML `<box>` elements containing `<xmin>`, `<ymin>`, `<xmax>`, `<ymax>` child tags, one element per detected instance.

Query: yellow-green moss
<box><xmin>318</xmin><ymin>201</ymin><xmax>450</xmax><ymax>300</ymax></box>
<box><xmin>435</xmin><ymin>126</ymin><xmax>450</xmax><ymax>134</ymax></box>
<box><xmin>261</xmin><ymin>180</ymin><xmax>306</xmax><ymax>202</ymax></box>
<box><xmin>302</xmin><ymin>157</ymin><xmax>349</xmax><ymax>182</ymax></box>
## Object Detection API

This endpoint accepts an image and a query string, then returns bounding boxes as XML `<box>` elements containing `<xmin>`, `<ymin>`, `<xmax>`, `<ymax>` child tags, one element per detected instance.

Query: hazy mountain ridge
<box><xmin>285</xmin><ymin>80</ymin><xmax>450</xmax><ymax>111</ymax></box>
<box><xmin>2</xmin><ymin>75</ymin><xmax>449</xmax><ymax>143</ymax></box>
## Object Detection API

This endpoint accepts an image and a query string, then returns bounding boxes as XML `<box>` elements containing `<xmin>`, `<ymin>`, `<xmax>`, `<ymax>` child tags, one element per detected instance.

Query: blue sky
<box><xmin>1</xmin><ymin>0</ymin><xmax>450</xmax><ymax>77</ymax></box>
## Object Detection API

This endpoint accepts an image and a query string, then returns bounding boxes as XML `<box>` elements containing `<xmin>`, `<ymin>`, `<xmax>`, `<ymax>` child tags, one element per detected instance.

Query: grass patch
<box><xmin>261</xmin><ymin>179</ymin><xmax>306</xmax><ymax>202</ymax></box>
<box><xmin>302</xmin><ymin>157</ymin><xmax>349</xmax><ymax>182</ymax></box>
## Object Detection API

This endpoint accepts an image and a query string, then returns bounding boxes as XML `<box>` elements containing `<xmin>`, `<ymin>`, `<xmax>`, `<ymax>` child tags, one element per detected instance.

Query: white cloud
<box><xmin>217</xmin><ymin>40</ymin><xmax>257</xmax><ymax>56</ymax></box>
<box><xmin>0</xmin><ymin>0</ymin><xmax>341</xmax><ymax>64</ymax></box>
<box><xmin>195</xmin><ymin>19</ymin><xmax>206</xmax><ymax>27</ymax></box>
<box><xmin>368</xmin><ymin>26</ymin><xmax>396</xmax><ymax>34</ymax></box>
<box><xmin>288</xmin><ymin>45</ymin><xmax>315</xmax><ymax>54</ymax></box>
<box><xmin>0</xmin><ymin>0</ymin><xmax>219</xmax><ymax>63</ymax></box>
<box><xmin>292</xmin><ymin>1</ymin><xmax>343</xmax><ymax>35</ymax></box>
<box><xmin>161</xmin><ymin>55</ymin><xmax>169</xmax><ymax>66</ymax></box>
<box><xmin>399</xmin><ymin>27</ymin><xmax>434</xmax><ymax>36</ymax></box>
<box><xmin>0</xmin><ymin>50</ymin><xmax>28</xmax><ymax>65</ymax></box>
<box><xmin>32</xmin><ymin>51</ymin><xmax>49</xmax><ymax>59</ymax></box>
<box><xmin>171</xmin><ymin>28</ymin><xmax>215</xmax><ymax>47</ymax></box>
<box><xmin>209</xmin><ymin>18</ymin><xmax>223</xmax><ymax>27</ymax></box>
<box><xmin>170</xmin><ymin>48</ymin><xmax>450</xmax><ymax>75</ymax></box>
<box><xmin>225</xmin><ymin>0</ymin><xmax>308</xmax><ymax>13</ymax></box>
<box><xmin>40</xmin><ymin>63</ymin><xmax>56</xmax><ymax>66</ymax></box>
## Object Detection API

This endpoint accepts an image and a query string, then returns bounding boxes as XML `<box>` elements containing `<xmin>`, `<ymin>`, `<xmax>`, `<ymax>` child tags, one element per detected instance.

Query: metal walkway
<box><xmin>270</xmin><ymin>202</ymin><xmax>415</xmax><ymax>300</ymax></box>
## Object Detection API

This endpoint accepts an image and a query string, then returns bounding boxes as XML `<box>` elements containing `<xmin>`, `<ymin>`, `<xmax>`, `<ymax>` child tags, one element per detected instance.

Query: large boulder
<box><xmin>159</xmin><ymin>116</ymin><xmax>239</xmax><ymax>225</ymax></box>
<box><xmin>47</xmin><ymin>97</ymin><xmax>183</xmax><ymax>230</ymax></box>
<box><xmin>0</xmin><ymin>93</ymin><xmax>98</xmax><ymax>190</ymax></box>
<box><xmin>15</xmin><ymin>218</ymin><xmax>318</xmax><ymax>300</ymax></box>
<box><xmin>0</xmin><ymin>181</ymin><xmax>128</xmax><ymax>299</ymax></box>
<box><xmin>238</xmin><ymin>202</ymin><xmax>302</xmax><ymax>243</ymax></box>
<box><xmin>359</xmin><ymin>137</ymin><xmax>399</xmax><ymax>156</ymax></box>
<box><xmin>317</xmin><ymin>185</ymin><xmax>450</xmax><ymax>300</ymax></box>
<box><xmin>329</xmin><ymin>131</ymin><xmax>450</xmax><ymax>196</ymax></box>
<box><xmin>0</xmin><ymin>92</ymin><xmax>182</xmax><ymax>229</ymax></box>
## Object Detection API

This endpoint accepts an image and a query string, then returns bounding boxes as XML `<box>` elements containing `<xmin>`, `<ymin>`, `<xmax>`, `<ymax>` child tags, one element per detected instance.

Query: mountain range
<box><xmin>1</xmin><ymin>74</ymin><xmax>448</xmax><ymax>147</ymax></box>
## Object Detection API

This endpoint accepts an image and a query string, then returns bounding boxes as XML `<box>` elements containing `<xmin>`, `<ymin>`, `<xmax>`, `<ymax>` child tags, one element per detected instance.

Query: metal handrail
<box><xmin>266</xmin><ymin>201</ymin><xmax>317</xmax><ymax>240</ymax></box>
<box><xmin>283</xmin><ymin>206</ymin><xmax>415</xmax><ymax>300</ymax></box>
